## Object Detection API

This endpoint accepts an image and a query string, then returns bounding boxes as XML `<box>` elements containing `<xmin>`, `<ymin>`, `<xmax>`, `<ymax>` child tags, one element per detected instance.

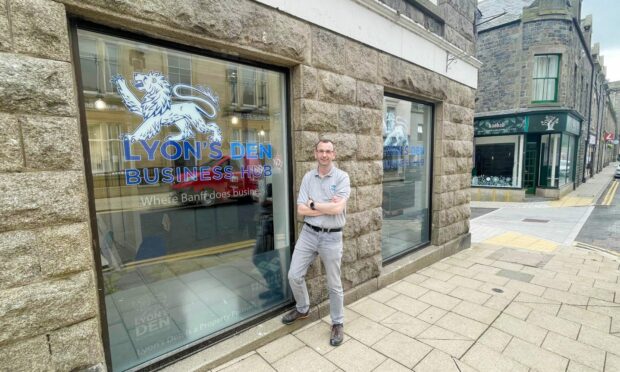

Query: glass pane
<box><xmin>548</xmin><ymin>55</ymin><xmax>559</xmax><ymax>77</ymax></box>
<box><xmin>105</xmin><ymin>43</ymin><xmax>119</xmax><ymax>93</ymax></box>
<box><xmin>472</xmin><ymin>136</ymin><xmax>519</xmax><ymax>187</ymax></box>
<box><xmin>381</xmin><ymin>98</ymin><xmax>432</xmax><ymax>260</ymax></box>
<box><xmin>79</xmin><ymin>37</ymin><xmax>99</xmax><ymax>92</ymax></box>
<box><xmin>545</xmin><ymin>79</ymin><xmax>556</xmax><ymax>101</ymax></box>
<box><xmin>533</xmin><ymin>79</ymin><xmax>544</xmax><ymax>101</ymax></box>
<box><xmin>77</xmin><ymin>29</ymin><xmax>291</xmax><ymax>371</ymax></box>
<box><xmin>539</xmin><ymin>135</ymin><xmax>549</xmax><ymax>187</ymax></box>
<box><xmin>547</xmin><ymin>133</ymin><xmax>561</xmax><ymax>187</ymax></box>
<box><xmin>559</xmin><ymin>134</ymin><xmax>570</xmax><ymax>186</ymax></box>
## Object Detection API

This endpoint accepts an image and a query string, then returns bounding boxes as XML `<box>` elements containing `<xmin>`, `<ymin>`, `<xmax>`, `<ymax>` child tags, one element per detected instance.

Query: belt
<box><xmin>305</xmin><ymin>222</ymin><xmax>342</xmax><ymax>233</ymax></box>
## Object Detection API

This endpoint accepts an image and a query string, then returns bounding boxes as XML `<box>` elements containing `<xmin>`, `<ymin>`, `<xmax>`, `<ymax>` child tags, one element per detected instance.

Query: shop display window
<box><xmin>381</xmin><ymin>96</ymin><xmax>432</xmax><ymax>261</ymax></box>
<box><xmin>559</xmin><ymin>135</ymin><xmax>575</xmax><ymax>186</ymax></box>
<box><xmin>472</xmin><ymin>135</ymin><xmax>523</xmax><ymax>188</ymax></box>
<box><xmin>77</xmin><ymin>29</ymin><xmax>291</xmax><ymax>371</ymax></box>
<box><xmin>539</xmin><ymin>133</ymin><xmax>561</xmax><ymax>187</ymax></box>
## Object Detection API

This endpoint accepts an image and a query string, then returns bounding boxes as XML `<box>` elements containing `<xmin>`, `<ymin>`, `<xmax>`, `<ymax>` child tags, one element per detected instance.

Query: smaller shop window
<box><xmin>473</xmin><ymin>135</ymin><xmax>523</xmax><ymax>188</ymax></box>
<box><xmin>559</xmin><ymin>134</ymin><xmax>575</xmax><ymax>186</ymax></box>
<box><xmin>539</xmin><ymin>133</ymin><xmax>561</xmax><ymax>187</ymax></box>
<box><xmin>381</xmin><ymin>96</ymin><xmax>432</xmax><ymax>261</ymax></box>
<box><xmin>532</xmin><ymin>54</ymin><xmax>560</xmax><ymax>103</ymax></box>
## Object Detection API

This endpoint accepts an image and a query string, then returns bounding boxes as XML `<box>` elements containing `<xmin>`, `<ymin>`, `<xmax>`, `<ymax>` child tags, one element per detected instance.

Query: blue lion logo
<box><xmin>111</xmin><ymin>72</ymin><xmax>222</xmax><ymax>143</ymax></box>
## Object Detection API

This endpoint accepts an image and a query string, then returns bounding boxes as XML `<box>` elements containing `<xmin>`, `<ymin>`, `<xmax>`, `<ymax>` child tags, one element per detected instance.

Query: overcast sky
<box><xmin>581</xmin><ymin>0</ymin><xmax>620</xmax><ymax>82</ymax></box>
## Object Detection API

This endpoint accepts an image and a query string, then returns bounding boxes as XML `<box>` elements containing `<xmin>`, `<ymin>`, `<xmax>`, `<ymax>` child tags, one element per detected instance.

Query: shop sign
<box><xmin>474</xmin><ymin>116</ymin><xmax>526</xmax><ymax>136</ymax></box>
<box><xmin>528</xmin><ymin>114</ymin><xmax>564</xmax><ymax>133</ymax></box>
<box><xmin>113</xmin><ymin>72</ymin><xmax>273</xmax><ymax>186</ymax></box>
<box><xmin>528</xmin><ymin>113</ymin><xmax>579</xmax><ymax>135</ymax></box>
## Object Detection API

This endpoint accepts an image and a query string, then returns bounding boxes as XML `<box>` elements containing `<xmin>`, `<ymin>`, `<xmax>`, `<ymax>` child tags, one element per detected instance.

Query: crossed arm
<box><xmin>297</xmin><ymin>196</ymin><xmax>347</xmax><ymax>217</ymax></box>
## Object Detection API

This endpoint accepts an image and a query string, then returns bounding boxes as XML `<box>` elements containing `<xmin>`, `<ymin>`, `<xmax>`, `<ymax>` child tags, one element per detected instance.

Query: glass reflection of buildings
<box><xmin>79</xmin><ymin>33</ymin><xmax>280</xmax><ymax>204</ymax></box>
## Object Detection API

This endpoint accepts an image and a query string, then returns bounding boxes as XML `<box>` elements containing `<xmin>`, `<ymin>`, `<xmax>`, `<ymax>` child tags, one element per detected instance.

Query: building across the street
<box><xmin>473</xmin><ymin>0</ymin><xmax>615</xmax><ymax>202</ymax></box>
<box><xmin>0</xmin><ymin>0</ymin><xmax>479</xmax><ymax>370</ymax></box>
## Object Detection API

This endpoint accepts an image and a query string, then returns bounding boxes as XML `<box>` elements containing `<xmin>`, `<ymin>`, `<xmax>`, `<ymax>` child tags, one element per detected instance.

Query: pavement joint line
<box><xmin>459</xmin><ymin>289</ymin><xmax>518</xmax><ymax>358</ymax></box>
<box><xmin>408</xmin><ymin>336</ymin><xmax>435</xmax><ymax>371</ymax></box>
<box><xmin>451</xmin><ymin>356</ymin><xmax>463</xmax><ymax>372</ymax></box>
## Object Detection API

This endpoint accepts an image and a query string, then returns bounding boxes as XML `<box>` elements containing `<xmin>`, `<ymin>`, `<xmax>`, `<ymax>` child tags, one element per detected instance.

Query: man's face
<box><xmin>314</xmin><ymin>142</ymin><xmax>336</xmax><ymax>167</ymax></box>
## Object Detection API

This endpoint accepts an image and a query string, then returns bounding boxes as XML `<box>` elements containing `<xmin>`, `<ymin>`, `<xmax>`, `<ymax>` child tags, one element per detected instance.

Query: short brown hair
<box><xmin>315</xmin><ymin>139</ymin><xmax>335</xmax><ymax>150</ymax></box>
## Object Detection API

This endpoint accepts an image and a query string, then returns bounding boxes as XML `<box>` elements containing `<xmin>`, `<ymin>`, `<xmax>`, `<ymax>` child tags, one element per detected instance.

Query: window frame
<box><xmin>531</xmin><ymin>54</ymin><xmax>561</xmax><ymax>103</ymax></box>
<box><xmin>69</xmin><ymin>19</ymin><xmax>294</xmax><ymax>372</ymax></box>
<box><xmin>381</xmin><ymin>92</ymin><xmax>434</xmax><ymax>265</ymax></box>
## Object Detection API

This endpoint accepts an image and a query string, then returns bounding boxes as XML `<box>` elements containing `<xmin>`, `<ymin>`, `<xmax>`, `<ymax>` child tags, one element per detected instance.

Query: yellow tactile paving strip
<box><xmin>483</xmin><ymin>231</ymin><xmax>559</xmax><ymax>252</ymax></box>
<box><xmin>549</xmin><ymin>197</ymin><xmax>593</xmax><ymax>207</ymax></box>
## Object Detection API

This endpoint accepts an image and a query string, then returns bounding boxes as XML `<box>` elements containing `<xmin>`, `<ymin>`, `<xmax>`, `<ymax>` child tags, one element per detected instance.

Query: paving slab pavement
<box><xmin>206</xmin><ymin>243</ymin><xmax>619</xmax><ymax>372</ymax></box>
<box><xmin>171</xmin><ymin>165</ymin><xmax>620</xmax><ymax>372</ymax></box>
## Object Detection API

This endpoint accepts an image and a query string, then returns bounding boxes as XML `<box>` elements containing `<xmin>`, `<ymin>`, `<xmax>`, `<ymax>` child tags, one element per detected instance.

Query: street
<box><xmin>576</xmin><ymin>179</ymin><xmax>620</xmax><ymax>252</ymax></box>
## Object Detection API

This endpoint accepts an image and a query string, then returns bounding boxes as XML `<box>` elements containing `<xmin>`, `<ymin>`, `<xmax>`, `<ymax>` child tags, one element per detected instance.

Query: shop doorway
<box><xmin>524</xmin><ymin>139</ymin><xmax>538</xmax><ymax>194</ymax></box>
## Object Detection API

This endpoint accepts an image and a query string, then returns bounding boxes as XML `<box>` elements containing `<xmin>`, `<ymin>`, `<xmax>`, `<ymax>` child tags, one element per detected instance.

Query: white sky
<box><xmin>581</xmin><ymin>0</ymin><xmax>620</xmax><ymax>82</ymax></box>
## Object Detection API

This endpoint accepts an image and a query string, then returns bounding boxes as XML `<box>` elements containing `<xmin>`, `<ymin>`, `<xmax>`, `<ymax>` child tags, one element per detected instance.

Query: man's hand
<box><xmin>314</xmin><ymin>196</ymin><xmax>347</xmax><ymax>215</ymax></box>
<box><xmin>298</xmin><ymin>201</ymin><xmax>323</xmax><ymax>217</ymax></box>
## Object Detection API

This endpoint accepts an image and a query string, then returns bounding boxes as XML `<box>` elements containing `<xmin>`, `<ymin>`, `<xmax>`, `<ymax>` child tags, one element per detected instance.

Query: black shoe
<box><xmin>281</xmin><ymin>309</ymin><xmax>309</xmax><ymax>325</ymax></box>
<box><xmin>330</xmin><ymin>324</ymin><xmax>344</xmax><ymax>346</ymax></box>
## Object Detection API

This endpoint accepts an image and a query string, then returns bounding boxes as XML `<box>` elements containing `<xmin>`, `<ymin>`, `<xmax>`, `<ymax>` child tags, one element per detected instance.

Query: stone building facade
<box><xmin>473</xmin><ymin>0</ymin><xmax>601</xmax><ymax>201</ymax></box>
<box><xmin>0</xmin><ymin>0</ymin><xmax>478</xmax><ymax>370</ymax></box>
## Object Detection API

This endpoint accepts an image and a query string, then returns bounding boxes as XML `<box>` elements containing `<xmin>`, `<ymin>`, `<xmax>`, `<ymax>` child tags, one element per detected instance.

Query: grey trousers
<box><xmin>287</xmin><ymin>224</ymin><xmax>344</xmax><ymax>325</ymax></box>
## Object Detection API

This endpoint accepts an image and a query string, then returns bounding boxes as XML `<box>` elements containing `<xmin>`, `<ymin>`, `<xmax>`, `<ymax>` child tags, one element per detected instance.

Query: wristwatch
<box><xmin>309</xmin><ymin>200</ymin><xmax>315</xmax><ymax>210</ymax></box>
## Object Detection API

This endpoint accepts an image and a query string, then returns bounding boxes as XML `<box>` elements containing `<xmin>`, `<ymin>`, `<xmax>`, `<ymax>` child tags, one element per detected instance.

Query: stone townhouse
<box><xmin>590</xmin><ymin>49</ymin><xmax>618</xmax><ymax>172</ymax></box>
<box><xmin>0</xmin><ymin>0</ymin><xmax>479</xmax><ymax>370</ymax></box>
<box><xmin>473</xmin><ymin>0</ymin><xmax>604</xmax><ymax>201</ymax></box>
<box><xmin>609</xmin><ymin>81</ymin><xmax>620</xmax><ymax>161</ymax></box>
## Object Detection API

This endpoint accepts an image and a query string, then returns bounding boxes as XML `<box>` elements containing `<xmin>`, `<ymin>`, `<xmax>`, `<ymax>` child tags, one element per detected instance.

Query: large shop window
<box><xmin>473</xmin><ymin>135</ymin><xmax>523</xmax><ymax>188</ymax></box>
<box><xmin>539</xmin><ymin>133</ymin><xmax>575</xmax><ymax>188</ymax></box>
<box><xmin>77</xmin><ymin>29</ymin><xmax>291</xmax><ymax>371</ymax></box>
<box><xmin>532</xmin><ymin>54</ymin><xmax>560</xmax><ymax>102</ymax></box>
<box><xmin>382</xmin><ymin>96</ymin><xmax>432</xmax><ymax>261</ymax></box>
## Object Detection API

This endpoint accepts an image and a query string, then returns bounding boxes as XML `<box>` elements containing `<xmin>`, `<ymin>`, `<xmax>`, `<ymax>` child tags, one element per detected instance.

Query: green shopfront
<box><xmin>472</xmin><ymin>112</ymin><xmax>581</xmax><ymax>200</ymax></box>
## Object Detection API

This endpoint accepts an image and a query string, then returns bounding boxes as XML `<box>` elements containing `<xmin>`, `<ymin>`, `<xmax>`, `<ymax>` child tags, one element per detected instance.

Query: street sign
<box><xmin>604</xmin><ymin>132</ymin><xmax>615</xmax><ymax>141</ymax></box>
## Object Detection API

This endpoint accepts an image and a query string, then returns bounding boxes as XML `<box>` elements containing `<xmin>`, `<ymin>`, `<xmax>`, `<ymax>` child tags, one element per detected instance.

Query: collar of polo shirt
<box><xmin>313</xmin><ymin>166</ymin><xmax>335</xmax><ymax>178</ymax></box>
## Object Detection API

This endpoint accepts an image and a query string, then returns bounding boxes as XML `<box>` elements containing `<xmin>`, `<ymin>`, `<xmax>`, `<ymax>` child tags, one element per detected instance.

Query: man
<box><xmin>281</xmin><ymin>139</ymin><xmax>350</xmax><ymax>346</ymax></box>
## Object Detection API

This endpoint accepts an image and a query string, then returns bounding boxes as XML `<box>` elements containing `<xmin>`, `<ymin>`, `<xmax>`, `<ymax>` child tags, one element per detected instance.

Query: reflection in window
<box><xmin>472</xmin><ymin>135</ymin><xmax>523</xmax><ymax>188</ymax></box>
<box><xmin>241</xmin><ymin>67</ymin><xmax>256</xmax><ymax>107</ymax></box>
<box><xmin>80</xmin><ymin>38</ymin><xmax>99</xmax><ymax>92</ymax></box>
<box><xmin>559</xmin><ymin>134</ymin><xmax>574</xmax><ymax>186</ymax></box>
<box><xmin>381</xmin><ymin>96</ymin><xmax>432</xmax><ymax>261</ymax></box>
<box><xmin>539</xmin><ymin>133</ymin><xmax>561</xmax><ymax>187</ymax></box>
<box><xmin>168</xmin><ymin>54</ymin><xmax>192</xmax><ymax>86</ymax></box>
<box><xmin>89</xmin><ymin>123</ymin><xmax>123</xmax><ymax>174</ymax></box>
<box><xmin>77</xmin><ymin>29</ymin><xmax>290</xmax><ymax>371</ymax></box>
<box><xmin>105</xmin><ymin>43</ymin><xmax>119</xmax><ymax>93</ymax></box>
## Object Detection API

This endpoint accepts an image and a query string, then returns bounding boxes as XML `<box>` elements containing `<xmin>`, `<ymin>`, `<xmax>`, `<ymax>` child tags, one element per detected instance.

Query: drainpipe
<box><xmin>596</xmin><ymin>84</ymin><xmax>606</xmax><ymax>170</ymax></box>
<box><xmin>582</xmin><ymin>66</ymin><xmax>595</xmax><ymax>183</ymax></box>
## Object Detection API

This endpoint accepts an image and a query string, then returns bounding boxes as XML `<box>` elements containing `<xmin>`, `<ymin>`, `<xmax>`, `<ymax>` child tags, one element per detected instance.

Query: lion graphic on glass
<box><xmin>111</xmin><ymin>71</ymin><xmax>222</xmax><ymax>142</ymax></box>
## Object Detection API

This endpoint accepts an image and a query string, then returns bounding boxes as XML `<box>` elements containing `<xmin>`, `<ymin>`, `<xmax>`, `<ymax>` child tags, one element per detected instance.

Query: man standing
<box><xmin>281</xmin><ymin>139</ymin><xmax>350</xmax><ymax>346</ymax></box>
